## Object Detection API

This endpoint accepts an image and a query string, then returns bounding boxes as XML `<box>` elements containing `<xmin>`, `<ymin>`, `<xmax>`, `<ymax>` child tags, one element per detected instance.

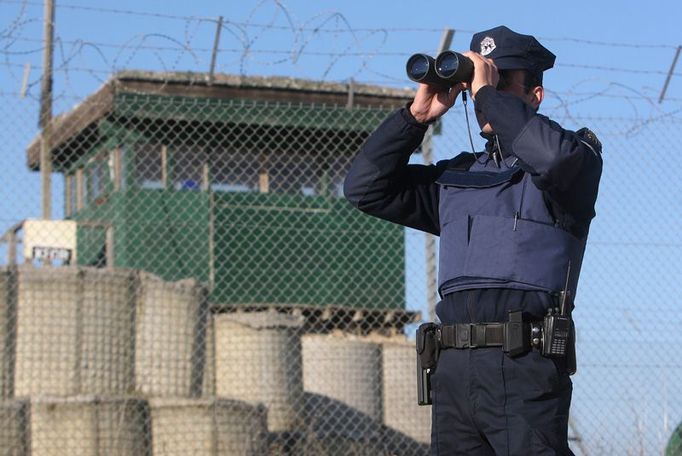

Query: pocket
<box><xmin>464</xmin><ymin>214</ymin><xmax>519</xmax><ymax>280</ymax></box>
<box><xmin>504</xmin><ymin>350</ymin><xmax>571</xmax><ymax>398</ymax></box>
<box><xmin>463</xmin><ymin>214</ymin><xmax>585</xmax><ymax>291</ymax></box>
<box><xmin>437</xmin><ymin>217</ymin><xmax>470</xmax><ymax>286</ymax></box>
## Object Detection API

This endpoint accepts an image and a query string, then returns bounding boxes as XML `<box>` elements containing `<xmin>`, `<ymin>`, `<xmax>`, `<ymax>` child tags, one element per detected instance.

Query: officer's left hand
<box><xmin>462</xmin><ymin>51</ymin><xmax>499</xmax><ymax>100</ymax></box>
<box><xmin>409</xmin><ymin>82</ymin><xmax>465</xmax><ymax>124</ymax></box>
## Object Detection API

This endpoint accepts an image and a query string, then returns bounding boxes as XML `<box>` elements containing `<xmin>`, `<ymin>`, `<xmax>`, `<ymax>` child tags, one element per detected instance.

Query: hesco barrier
<box><xmin>213</xmin><ymin>312</ymin><xmax>304</xmax><ymax>433</ymax></box>
<box><xmin>8</xmin><ymin>266</ymin><xmax>209</xmax><ymax>399</ymax></box>
<box><xmin>0</xmin><ymin>269</ymin><xmax>13</xmax><ymax>399</ymax></box>
<box><xmin>134</xmin><ymin>272</ymin><xmax>208</xmax><ymax>397</ymax></box>
<box><xmin>301</xmin><ymin>333</ymin><xmax>383</xmax><ymax>423</ymax></box>
<box><xmin>14</xmin><ymin>267</ymin><xmax>135</xmax><ymax>397</ymax></box>
<box><xmin>0</xmin><ymin>265</ymin><xmax>428</xmax><ymax>454</ymax></box>
<box><xmin>28</xmin><ymin>396</ymin><xmax>149</xmax><ymax>456</ymax></box>
<box><xmin>0</xmin><ymin>399</ymin><xmax>28</xmax><ymax>455</ymax></box>
<box><xmin>148</xmin><ymin>398</ymin><xmax>268</xmax><ymax>456</ymax></box>
<box><xmin>382</xmin><ymin>339</ymin><xmax>432</xmax><ymax>445</ymax></box>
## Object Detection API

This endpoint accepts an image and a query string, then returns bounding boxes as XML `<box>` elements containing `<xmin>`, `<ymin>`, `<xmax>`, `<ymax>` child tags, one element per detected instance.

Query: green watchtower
<box><xmin>26</xmin><ymin>71</ymin><xmax>415</xmax><ymax>324</ymax></box>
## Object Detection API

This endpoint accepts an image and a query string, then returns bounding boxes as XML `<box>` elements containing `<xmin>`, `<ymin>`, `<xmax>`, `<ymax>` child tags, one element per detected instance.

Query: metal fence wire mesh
<box><xmin>0</xmin><ymin>69</ymin><xmax>681</xmax><ymax>456</ymax></box>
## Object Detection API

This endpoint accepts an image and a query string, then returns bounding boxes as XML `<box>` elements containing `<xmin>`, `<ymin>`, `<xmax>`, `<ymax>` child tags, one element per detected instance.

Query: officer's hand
<box><xmin>462</xmin><ymin>51</ymin><xmax>499</xmax><ymax>100</ymax></box>
<box><xmin>409</xmin><ymin>82</ymin><xmax>464</xmax><ymax>124</ymax></box>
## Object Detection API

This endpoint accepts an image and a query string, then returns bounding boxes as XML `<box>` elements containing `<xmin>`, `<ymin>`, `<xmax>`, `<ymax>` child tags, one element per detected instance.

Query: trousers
<box><xmin>431</xmin><ymin>288</ymin><xmax>574</xmax><ymax>456</ymax></box>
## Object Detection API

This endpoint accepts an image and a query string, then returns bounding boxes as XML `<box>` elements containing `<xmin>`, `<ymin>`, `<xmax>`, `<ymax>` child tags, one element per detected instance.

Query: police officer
<box><xmin>344</xmin><ymin>26</ymin><xmax>602</xmax><ymax>455</ymax></box>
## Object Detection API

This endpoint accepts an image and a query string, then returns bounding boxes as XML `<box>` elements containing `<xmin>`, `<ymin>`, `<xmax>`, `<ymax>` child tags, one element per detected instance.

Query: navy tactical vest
<box><xmin>436</xmin><ymin>153</ymin><xmax>586</xmax><ymax>298</ymax></box>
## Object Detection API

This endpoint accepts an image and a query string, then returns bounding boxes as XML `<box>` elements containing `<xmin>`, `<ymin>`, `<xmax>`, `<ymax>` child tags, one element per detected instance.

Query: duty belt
<box><xmin>440</xmin><ymin>323</ymin><xmax>506</xmax><ymax>349</ymax></box>
<box><xmin>437</xmin><ymin>321</ymin><xmax>541</xmax><ymax>351</ymax></box>
<box><xmin>416</xmin><ymin>311</ymin><xmax>576</xmax><ymax>406</ymax></box>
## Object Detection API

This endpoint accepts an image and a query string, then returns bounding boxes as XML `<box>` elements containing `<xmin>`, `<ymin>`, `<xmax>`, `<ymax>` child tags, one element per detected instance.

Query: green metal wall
<box><xmin>74</xmin><ymin>189</ymin><xmax>404</xmax><ymax>309</ymax></box>
<box><xmin>73</xmin><ymin>190</ymin><xmax>210</xmax><ymax>284</ymax></box>
<box><xmin>211</xmin><ymin>192</ymin><xmax>404</xmax><ymax>309</ymax></box>
<box><xmin>69</xmin><ymin>91</ymin><xmax>406</xmax><ymax>310</ymax></box>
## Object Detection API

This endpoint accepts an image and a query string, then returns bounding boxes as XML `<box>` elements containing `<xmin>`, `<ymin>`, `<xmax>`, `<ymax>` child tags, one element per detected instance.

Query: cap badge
<box><xmin>480</xmin><ymin>36</ymin><xmax>496</xmax><ymax>56</ymax></box>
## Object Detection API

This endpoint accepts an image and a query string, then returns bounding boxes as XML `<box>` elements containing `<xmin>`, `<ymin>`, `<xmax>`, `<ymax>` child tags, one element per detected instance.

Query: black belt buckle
<box><xmin>455</xmin><ymin>324</ymin><xmax>471</xmax><ymax>348</ymax></box>
<box><xmin>473</xmin><ymin>325</ymin><xmax>489</xmax><ymax>348</ymax></box>
<box><xmin>454</xmin><ymin>324</ymin><xmax>487</xmax><ymax>349</ymax></box>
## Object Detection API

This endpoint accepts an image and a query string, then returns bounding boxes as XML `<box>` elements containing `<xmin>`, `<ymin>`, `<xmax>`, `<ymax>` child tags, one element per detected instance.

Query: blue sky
<box><xmin>2</xmin><ymin>1</ymin><xmax>682</xmax><ymax>454</ymax></box>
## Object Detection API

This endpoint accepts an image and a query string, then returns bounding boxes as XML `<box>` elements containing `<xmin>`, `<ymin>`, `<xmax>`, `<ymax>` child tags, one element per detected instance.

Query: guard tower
<box><xmin>26</xmin><ymin>71</ymin><xmax>416</xmax><ymax>328</ymax></box>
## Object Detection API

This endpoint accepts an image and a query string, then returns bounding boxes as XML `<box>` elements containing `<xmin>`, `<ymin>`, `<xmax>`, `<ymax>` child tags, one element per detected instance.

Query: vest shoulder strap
<box><xmin>437</xmin><ymin>152</ymin><xmax>523</xmax><ymax>189</ymax></box>
<box><xmin>445</xmin><ymin>152</ymin><xmax>477</xmax><ymax>171</ymax></box>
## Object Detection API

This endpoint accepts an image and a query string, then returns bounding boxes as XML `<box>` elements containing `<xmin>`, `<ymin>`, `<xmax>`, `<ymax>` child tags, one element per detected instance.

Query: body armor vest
<box><xmin>436</xmin><ymin>153</ymin><xmax>586</xmax><ymax>298</ymax></box>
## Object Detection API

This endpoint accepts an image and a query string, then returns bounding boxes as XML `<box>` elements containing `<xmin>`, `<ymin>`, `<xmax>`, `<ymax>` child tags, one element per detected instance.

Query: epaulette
<box><xmin>576</xmin><ymin>127</ymin><xmax>602</xmax><ymax>155</ymax></box>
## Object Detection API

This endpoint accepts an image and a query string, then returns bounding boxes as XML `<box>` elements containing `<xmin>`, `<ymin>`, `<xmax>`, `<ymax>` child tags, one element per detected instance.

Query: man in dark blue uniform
<box><xmin>344</xmin><ymin>26</ymin><xmax>602</xmax><ymax>455</ymax></box>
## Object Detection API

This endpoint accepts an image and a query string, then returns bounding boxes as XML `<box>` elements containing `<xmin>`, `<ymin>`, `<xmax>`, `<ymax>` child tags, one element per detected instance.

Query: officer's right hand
<box><xmin>462</xmin><ymin>51</ymin><xmax>499</xmax><ymax>100</ymax></box>
<box><xmin>409</xmin><ymin>82</ymin><xmax>464</xmax><ymax>124</ymax></box>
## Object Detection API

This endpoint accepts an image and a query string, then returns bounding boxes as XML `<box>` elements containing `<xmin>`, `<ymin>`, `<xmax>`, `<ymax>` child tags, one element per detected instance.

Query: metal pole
<box><xmin>423</xmin><ymin>131</ymin><xmax>438</xmax><ymax>321</ymax></box>
<box><xmin>20</xmin><ymin>63</ymin><xmax>31</xmax><ymax>99</ymax></box>
<box><xmin>39</xmin><ymin>0</ymin><xmax>55</xmax><ymax>220</ymax></box>
<box><xmin>7</xmin><ymin>231</ymin><xmax>17</xmax><ymax>266</ymax></box>
<box><xmin>438</xmin><ymin>28</ymin><xmax>454</xmax><ymax>53</ymax></box>
<box><xmin>424</xmin><ymin>29</ymin><xmax>454</xmax><ymax>321</ymax></box>
<box><xmin>208</xmin><ymin>16</ymin><xmax>223</xmax><ymax>85</ymax></box>
<box><xmin>105</xmin><ymin>226</ymin><xmax>114</xmax><ymax>269</ymax></box>
<box><xmin>208</xmin><ymin>191</ymin><xmax>215</xmax><ymax>292</ymax></box>
<box><xmin>346</xmin><ymin>78</ymin><xmax>355</xmax><ymax>109</ymax></box>
<box><xmin>659</xmin><ymin>45</ymin><xmax>681</xmax><ymax>104</ymax></box>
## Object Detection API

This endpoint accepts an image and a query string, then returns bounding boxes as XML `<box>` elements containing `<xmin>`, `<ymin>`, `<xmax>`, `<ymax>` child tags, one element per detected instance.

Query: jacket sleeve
<box><xmin>475</xmin><ymin>86</ymin><xmax>603</xmax><ymax>226</ymax></box>
<box><xmin>343</xmin><ymin>107</ymin><xmax>445</xmax><ymax>235</ymax></box>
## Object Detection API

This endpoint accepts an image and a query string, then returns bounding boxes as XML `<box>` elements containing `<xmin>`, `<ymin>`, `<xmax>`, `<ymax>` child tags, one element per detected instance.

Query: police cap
<box><xmin>470</xmin><ymin>25</ymin><xmax>555</xmax><ymax>73</ymax></box>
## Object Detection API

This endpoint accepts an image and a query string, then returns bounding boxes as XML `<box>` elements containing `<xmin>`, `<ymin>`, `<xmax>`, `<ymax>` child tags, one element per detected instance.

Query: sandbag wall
<box><xmin>300</xmin><ymin>333</ymin><xmax>431</xmax><ymax>455</ymax></box>
<box><xmin>0</xmin><ymin>265</ymin><xmax>267</xmax><ymax>455</ymax></box>
<box><xmin>0</xmin><ymin>265</ymin><xmax>430</xmax><ymax>455</ymax></box>
<box><xmin>213</xmin><ymin>312</ymin><xmax>304</xmax><ymax>433</ymax></box>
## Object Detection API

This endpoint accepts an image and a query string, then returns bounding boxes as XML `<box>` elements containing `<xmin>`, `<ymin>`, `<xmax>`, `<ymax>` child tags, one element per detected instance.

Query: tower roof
<box><xmin>26</xmin><ymin>71</ymin><xmax>415</xmax><ymax>170</ymax></box>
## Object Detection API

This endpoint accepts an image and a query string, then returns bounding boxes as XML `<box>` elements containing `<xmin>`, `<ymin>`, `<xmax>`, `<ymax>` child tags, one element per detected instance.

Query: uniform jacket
<box><xmin>344</xmin><ymin>85</ymin><xmax>602</xmax><ymax>298</ymax></box>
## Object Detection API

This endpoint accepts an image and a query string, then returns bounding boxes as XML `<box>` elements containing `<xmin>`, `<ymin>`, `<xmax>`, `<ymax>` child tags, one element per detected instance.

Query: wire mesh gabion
<box><xmin>213</xmin><ymin>312</ymin><xmax>304</xmax><ymax>433</ymax></box>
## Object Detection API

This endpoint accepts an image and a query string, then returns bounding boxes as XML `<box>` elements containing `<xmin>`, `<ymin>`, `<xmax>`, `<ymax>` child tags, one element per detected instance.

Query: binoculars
<box><xmin>406</xmin><ymin>51</ymin><xmax>474</xmax><ymax>88</ymax></box>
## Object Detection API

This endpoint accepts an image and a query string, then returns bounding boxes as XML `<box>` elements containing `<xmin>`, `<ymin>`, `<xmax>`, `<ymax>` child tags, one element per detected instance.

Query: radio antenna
<box><xmin>560</xmin><ymin>261</ymin><xmax>571</xmax><ymax>315</ymax></box>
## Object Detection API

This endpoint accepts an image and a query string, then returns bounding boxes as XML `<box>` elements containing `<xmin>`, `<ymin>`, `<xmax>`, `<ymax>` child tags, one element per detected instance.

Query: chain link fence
<box><xmin>0</xmin><ymin>68</ymin><xmax>680</xmax><ymax>456</ymax></box>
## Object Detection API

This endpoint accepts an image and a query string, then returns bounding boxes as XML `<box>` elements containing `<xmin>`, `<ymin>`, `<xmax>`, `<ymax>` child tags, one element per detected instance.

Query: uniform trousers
<box><xmin>431</xmin><ymin>288</ymin><xmax>574</xmax><ymax>456</ymax></box>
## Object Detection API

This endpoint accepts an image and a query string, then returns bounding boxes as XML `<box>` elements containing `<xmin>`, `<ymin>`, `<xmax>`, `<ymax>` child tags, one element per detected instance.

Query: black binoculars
<box><xmin>406</xmin><ymin>51</ymin><xmax>474</xmax><ymax>88</ymax></box>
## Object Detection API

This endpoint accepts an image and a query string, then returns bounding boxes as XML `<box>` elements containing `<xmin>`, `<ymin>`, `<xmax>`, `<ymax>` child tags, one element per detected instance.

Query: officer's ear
<box><xmin>527</xmin><ymin>85</ymin><xmax>544</xmax><ymax>110</ymax></box>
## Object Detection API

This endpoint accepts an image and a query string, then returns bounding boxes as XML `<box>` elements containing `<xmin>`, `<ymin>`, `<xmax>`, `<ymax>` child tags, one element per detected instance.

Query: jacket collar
<box><xmin>480</xmin><ymin>133</ymin><xmax>517</xmax><ymax>168</ymax></box>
